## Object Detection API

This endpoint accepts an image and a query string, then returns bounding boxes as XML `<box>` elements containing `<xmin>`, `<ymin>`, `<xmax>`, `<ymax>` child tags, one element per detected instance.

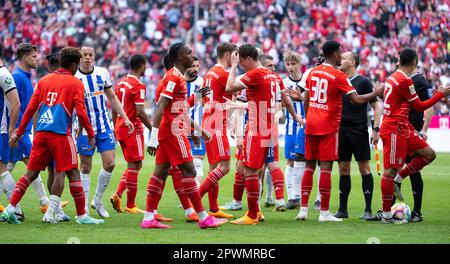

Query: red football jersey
<box><xmin>304</xmin><ymin>63</ymin><xmax>355</xmax><ymax>135</ymax></box>
<box><xmin>380</xmin><ymin>70</ymin><xmax>418</xmax><ymax>137</ymax></box>
<box><xmin>155</xmin><ymin>67</ymin><xmax>190</xmax><ymax>140</ymax></box>
<box><xmin>202</xmin><ymin>64</ymin><xmax>233</xmax><ymax>132</ymax></box>
<box><xmin>239</xmin><ymin>67</ymin><xmax>279</xmax><ymax>138</ymax></box>
<box><xmin>115</xmin><ymin>74</ymin><xmax>146</xmax><ymax>140</ymax></box>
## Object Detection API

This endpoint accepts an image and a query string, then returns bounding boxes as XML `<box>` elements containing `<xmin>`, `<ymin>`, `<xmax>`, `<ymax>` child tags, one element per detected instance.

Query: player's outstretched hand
<box><xmin>439</xmin><ymin>86</ymin><xmax>450</xmax><ymax>96</ymax></box>
<box><xmin>373</xmin><ymin>81</ymin><xmax>385</xmax><ymax>97</ymax></box>
<box><xmin>88</xmin><ymin>137</ymin><xmax>96</xmax><ymax>151</ymax></box>
<box><xmin>8</xmin><ymin>130</ymin><xmax>20</xmax><ymax>148</ymax></box>
<box><xmin>286</xmin><ymin>88</ymin><xmax>303</xmax><ymax>101</ymax></box>
<box><xmin>147</xmin><ymin>145</ymin><xmax>157</xmax><ymax>156</ymax></box>
<box><xmin>124</xmin><ymin>118</ymin><xmax>135</xmax><ymax>134</ymax></box>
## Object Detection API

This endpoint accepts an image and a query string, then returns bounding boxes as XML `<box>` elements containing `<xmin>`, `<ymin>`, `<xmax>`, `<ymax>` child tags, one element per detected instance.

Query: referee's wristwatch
<box><xmin>373</xmin><ymin>127</ymin><xmax>380</xmax><ymax>132</ymax></box>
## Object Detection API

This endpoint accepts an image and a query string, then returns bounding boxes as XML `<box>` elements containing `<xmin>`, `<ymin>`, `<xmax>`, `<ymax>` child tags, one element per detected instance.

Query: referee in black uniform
<box><xmin>392</xmin><ymin>71</ymin><xmax>434</xmax><ymax>222</ymax></box>
<box><xmin>334</xmin><ymin>52</ymin><xmax>382</xmax><ymax>219</ymax></box>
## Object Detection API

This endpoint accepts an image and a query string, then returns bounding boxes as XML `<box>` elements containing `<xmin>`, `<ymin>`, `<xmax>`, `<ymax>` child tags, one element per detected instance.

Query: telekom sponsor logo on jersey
<box><xmin>169</xmin><ymin>99</ymin><xmax>278</xmax><ymax>147</ymax></box>
<box><xmin>46</xmin><ymin>92</ymin><xmax>58</xmax><ymax>106</ymax></box>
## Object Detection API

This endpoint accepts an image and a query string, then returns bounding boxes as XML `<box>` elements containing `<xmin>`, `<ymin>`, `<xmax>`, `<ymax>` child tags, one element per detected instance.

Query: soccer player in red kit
<box><xmin>110</xmin><ymin>54</ymin><xmax>153</xmax><ymax>215</ymax></box>
<box><xmin>3</xmin><ymin>47</ymin><xmax>103</xmax><ymax>225</ymax></box>
<box><xmin>142</xmin><ymin>43</ymin><xmax>226</xmax><ymax>229</ymax></box>
<box><xmin>198</xmin><ymin>42</ymin><xmax>236</xmax><ymax>219</ymax></box>
<box><xmin>378</xmin><ymin>48</ymin><xmax>450</xmax><ymax>224</ymax></box>
<box><xmin>225</xmin><ymin>44</ymin><xmax>304</xmax><ymax>224</ymax></box>
<box><xmin>296</xmin><ymin>40</ymin><xmax>382</xmax><ymax>222</ymax></box>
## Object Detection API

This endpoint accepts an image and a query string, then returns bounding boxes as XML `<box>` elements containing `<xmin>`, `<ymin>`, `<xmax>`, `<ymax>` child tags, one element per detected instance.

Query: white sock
<box><xmin>154</xmin><ymin>209</ymin><xmax>158</xmax><ymax>215</ymax></box>
<box><xmin>47</xmin><ymin>195</ymin><xmax>60</xmax><ymax>216</ymax></box>
<box><xmin>394</xmin><ymin>174</ymin><xmax>403</xmax><ymax>184</ymax></box>
<box><xmin>285</xmin><ymin>165</ymin><xmax>294</xmax><ymax>200</ymax></box>
<box><xmin>382</xmin><ymin>211</ymin><xmax>393</xmax><ymax>219</ymax></box>
<box><xmin>5</xmin><ymin>204</ymin><xmax>15</xmax><ymax>213</ymax></box>
<box><xmin>94</xmin><ymin>168</ymin><xmax>112</xmax><ymax>204</ymax></box>
<box><xmin>6</xmin><ymin>162</ymin><xmax>15</xmax><ymax>172</ymax></box>
<box><xmin>0</xmin><ymin>171</ymin><xmax>16</xmax><ymax>200</ymax></box>
<box><xmin>265</xmin><ymin>167</ymin><xmax>273</xmax><ymax>201</ymax></box>
<box><xmin>144</xmin><ymin>211</ymin><xmax>155</xmax><ymax>221</ymax></box>
<box><xmin>193</xmin><ymin>158</ymin><xmax>204</xmax><ymax>187</ymax></box>
<box><xmin>55</xmin><ymin>199</ymin><xmax>63</xmax><ymax>214</ymax></box>
<box><xmin>320</xmin><ymin>210</ymin><xmax>330</xmax><ymax>216</ymax></box>
<box><xmin>293</xmin><ymin>161</ymin><xmax>306</xmax><ymax>200</ymax></box>
<box><xmin>31</xmin><ymin>175</ymin><xmax>49</xmax><ymax>206</ymax></box>
<box><xmin>80</xmin><ymin>173</ymin><xmax>90</xmax><ymax>208</ymax></box>
<box><xmin>315</xmin><ymin>166</ymin><xmax>321</xmax><ymax>202</ymax></box>
<box><xmin>276</xmin><ymin>199</ymin><xmax>285</xmax><ymax>206</ymax></box>
<box><xmin>197</xmin><ymin>210</ymin><xmax>208</xmax><ymax>221</ymax></box>
<box><xmin>233</xmin><ymin>199</ymin><xmax>242</xmax><ymax>205</ymax></box>
<box><xmin>184</xmin><ymin>207</ymin><xmax>194</xmax><ymax>216</ymax></box>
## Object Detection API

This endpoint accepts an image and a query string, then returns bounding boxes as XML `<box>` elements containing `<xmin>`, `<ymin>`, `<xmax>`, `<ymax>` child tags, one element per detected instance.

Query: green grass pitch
<box><xmin>1</xmin><ymin>148</ymin><xmax>450</xmax><ymax>244</ymax></box>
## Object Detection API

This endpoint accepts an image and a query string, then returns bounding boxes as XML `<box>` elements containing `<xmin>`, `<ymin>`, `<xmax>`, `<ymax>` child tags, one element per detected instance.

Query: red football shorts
<box><xmin>28</xmin><ymin>132</ymin><xmax>78</xmax><ymax>172</ymax></box>
<box><xmin>305</xmin><ymin>132</ymin><xmax>339</xmax><ymax>161</ymax></box>
<box><xmin>119</xmin><ymin>133</ymin><xmax>144</xmax><ymax>162</ymax></box>
<box><xmin>242</xmin><ymin>132</ymin><xmax>270</xmax><ymax>169</ymax></box>
<box><xmin>205</xmin><ymin>130</ymin><xmax>230</xmax><ymax>164</ymax></box>
<box><xmin>381</xmin><ymin>130</ymin><xmax>429</xmax><ymax>169</ymax></box>
<box><xmin>156</xmin><ymin>135</ymin><xmax>193</xmax><ymax>166</ymax></box>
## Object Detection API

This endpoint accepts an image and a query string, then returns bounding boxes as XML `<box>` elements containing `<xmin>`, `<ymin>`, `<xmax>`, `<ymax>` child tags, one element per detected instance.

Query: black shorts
<box><xmin>338</xmin><ymin>125</ymin><xmax>370</xmax><ymax>162</ymax></box>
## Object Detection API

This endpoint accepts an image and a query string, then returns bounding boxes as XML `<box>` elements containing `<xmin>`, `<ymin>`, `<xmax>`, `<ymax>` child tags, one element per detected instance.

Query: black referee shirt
<box><xmin>341</xmin><ymin>74</ymin><xmax>375</xmax><ymax>127</ymax></box>
<box><xmin>409</xmin><ymin>72</ymin><xmax>433</xmax><ymax>131</ymax></box>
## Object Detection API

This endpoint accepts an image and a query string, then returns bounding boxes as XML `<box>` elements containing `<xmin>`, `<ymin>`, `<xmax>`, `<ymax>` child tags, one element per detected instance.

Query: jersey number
<box><xmin>384</xmin><ymin>83</ymin><xmax>393</xmax><ymax>109</ymax></box>
<box><xmin>119</xmin><ymin>87</ymin><xmax>126</xmax><ymax>106</ymax></box>
<box><xmin>269</xmin><ymin>81</ymin><xmax>278</xmax><ymax>113</ymax></box>
<box><xmin>310</xmin><ymin>77</ymin><xmax>328</xmax><ymax>103</ymax></box>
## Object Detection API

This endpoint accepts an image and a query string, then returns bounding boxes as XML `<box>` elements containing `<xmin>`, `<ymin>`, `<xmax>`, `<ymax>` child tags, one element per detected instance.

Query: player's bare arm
<box><xmin>147</xmin><ymin>96</ymin><xmax>170</xmax><ymax>156</ymax></box>
<box><xmin>280</xmin><ymin>89</ymin><xmax>304</xmax><ymax>126</ymax></box>
<box><xmin>225</xmin><ymin>52</ymin><xmax>245</xmax><ymax>93</ymax></box>
<box><xmin>136</xmin><ymin>104</ymin><xmax>152</xmax><ymax>131</ymax></box>
<box><xmin>370</xmin><ymin>99</ymin><xmax>382</xmax><ymax>145</ymax></box>
<box><xmin>285</xmin><ymin>87</ymin><xmax>303</xmax><ymax>101</ymax></box>
<box><xmin>347</xmin><ymin>81</ymin><xmax>384</xmax><ymax>105</ymax></box>
<box><xmin>420</xmin><ymin>107</ymin><xmax>434</xmax><ymax>140</ymax></box>
<box><xmin>303</xmin><ymin>89</ymin><xmax>310</xmax><ymax>115</ymax></box>
<box><xmin>105</xmin><ymin>87</ymin><xmax>134</xmax><ymax>133</ymax></box>
<box><xmin>6</xmin><ymin>88</ymin><xmax>20</xmax><ymax>136</ymax></box>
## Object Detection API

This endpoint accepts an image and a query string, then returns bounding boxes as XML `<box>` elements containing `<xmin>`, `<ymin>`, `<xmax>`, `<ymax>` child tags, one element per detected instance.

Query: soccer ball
<box><xmin>391</xmin><ymin>203</ymin><xmax>411</xmax><ymax>222</ymax></box>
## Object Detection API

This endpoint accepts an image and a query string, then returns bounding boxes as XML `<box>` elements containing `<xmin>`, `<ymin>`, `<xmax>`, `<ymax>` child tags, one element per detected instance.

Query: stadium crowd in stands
<box><xmin>1</xmin><ymin>0</ymin><xmax>449</xmax><ymax>114</ymax></box>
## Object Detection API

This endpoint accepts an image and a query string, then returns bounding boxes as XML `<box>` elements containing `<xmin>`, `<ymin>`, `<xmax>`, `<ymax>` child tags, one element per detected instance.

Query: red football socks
<box><xmin>10</xmin><ymin>175</ymin><xmax>31</xmax><ymax>207</ymax></box>
<box><xmin>301</xmin><ymin>167</ymin><xmax>314</xmax><ymax>207</ymax></box>
<box><xmin>245</xmin><ymin>175</ymin><xmax>259</xmax><ymax>219</ymax></box>
<box><xmin>69</xmin><ymin>180</ymin><xmax>86</xmax><ymax>216</ymax></box>
<box><xmin>126</xmin><ymin>169</ymin><xmax>139</xmax><ymax>208</ymax></box>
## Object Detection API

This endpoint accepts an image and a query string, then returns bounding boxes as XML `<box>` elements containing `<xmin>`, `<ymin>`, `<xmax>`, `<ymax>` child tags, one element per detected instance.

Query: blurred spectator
<box><xmin>1</xmin><ymin>0</ymin><xmax>449</xmax><ymax>114</ymax></box>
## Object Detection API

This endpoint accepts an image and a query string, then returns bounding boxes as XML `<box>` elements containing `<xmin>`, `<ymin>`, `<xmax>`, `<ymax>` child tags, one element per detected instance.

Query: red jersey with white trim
<box><xmin>238</xmin><ymin>67</ymin><xmax>279</xmax><ymax>137</ymax></box>
<box><xmin>155</xmin><ymin>67</ymin><xmax>189</xmax><ymax>140</ymax></box>
<box><xmin>115</xmin><ymin>74</ymin><xmax>146</xmax><ymax>140</ymax></box>
<box><xmin>380</xmin><ymin>70</ymin><xmax>418</xmax><ymax>137</ymax></box>
<box><xmin>202</xmin><ymin>64</ymin><xmax>232</xmax><ymax>132</ymax></box>
<box><xmin>304</xmin><ymin>63</ymin><xmax>356</xmax><ymax>135</ymax></box>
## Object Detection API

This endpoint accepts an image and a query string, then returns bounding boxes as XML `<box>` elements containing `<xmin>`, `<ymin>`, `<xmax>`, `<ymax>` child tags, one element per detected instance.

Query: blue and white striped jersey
<box><xmin>0</xmin><ymin>66</ymin><xmax>16</xmax><ymax>134</ymax></box>
<box><xmin>186</xmin><ymin>76</ymin><xmax>204</xmax><ymax>134</ymax></box>
<box><xmin>75</xmin><ymin>66</ymin><xmax>113</xmax><ymax>135</ymax></box>
<box><xmin>282</xmin><ymin>76</ymin><xmax>304</xmax><ymax>135</ymax></box>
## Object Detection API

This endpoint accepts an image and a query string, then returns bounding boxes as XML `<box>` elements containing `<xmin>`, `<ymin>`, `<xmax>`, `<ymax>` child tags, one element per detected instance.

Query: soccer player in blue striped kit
<box><xmin>75</xmin><ymin>46</ymin><xmax>133</xmax><ymax>218</ymax></box>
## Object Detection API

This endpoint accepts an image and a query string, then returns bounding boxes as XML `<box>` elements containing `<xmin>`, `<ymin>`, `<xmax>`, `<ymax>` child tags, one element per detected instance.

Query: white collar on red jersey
<box><xmin>322</xmin><ymin>63</ymin><xmax>334</xmax><ymax>67</ymax></box>
<box><xmin>214</xmin><ymin>63</ymin><xmax>229</xmax><ymax>72</ymax></box>
<box><xmin>127</xmin><ymin>74</ymin><xmax>144</xmax><ymax>84</ymax></box>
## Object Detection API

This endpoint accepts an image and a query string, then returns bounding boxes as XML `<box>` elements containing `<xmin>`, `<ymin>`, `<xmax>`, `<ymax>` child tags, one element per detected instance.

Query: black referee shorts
<box><xmin>338</xmin><ymin>125</ymin><xmax>371</xmax><ymax>162</ymax></box>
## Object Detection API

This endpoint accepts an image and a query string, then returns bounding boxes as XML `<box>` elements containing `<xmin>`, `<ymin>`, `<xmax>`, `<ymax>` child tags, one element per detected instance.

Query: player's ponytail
<box><xmin>163</xmin><ymin>54</ymin><xmax>173</xmax><ymax>70</ymax></box>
